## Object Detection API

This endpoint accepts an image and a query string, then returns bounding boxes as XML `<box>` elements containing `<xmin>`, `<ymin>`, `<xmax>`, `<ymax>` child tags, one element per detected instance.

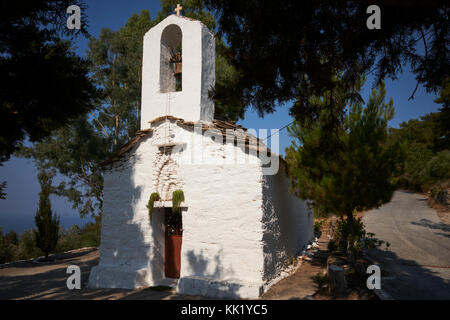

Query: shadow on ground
<box><xmin>411</xmin><ymin>218</ymin><xmax>450</xmax><ymax>238</ymax></box>
<box><xmin>0</xmin><ymin>248</ymin><xmax>214</xmax><ymax>300</ymax></box>
<box><xmin>366</xmin><ymin>246</ymin><xmax>450</xmax><ymax>299</ymax></box>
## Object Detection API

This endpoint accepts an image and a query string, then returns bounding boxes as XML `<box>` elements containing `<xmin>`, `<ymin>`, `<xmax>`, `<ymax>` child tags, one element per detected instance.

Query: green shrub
<box><xmin>55</xmin><ymin>226</ymin><xmax>83</xmax><ymax>253</ymax></box>
<box><xmin>172</xmin><ymin>190</ymin><xmax>185</xmax><ymax>214</ymax></box>
<box><xmin>0</xmin><ymin>215</ymin><xmax>102</xmax><ymax>264</ymax></box>
<box><xmin>55</xmin><ymin>216</ymin><xmax>101</xmax><ymax>252</ymax></box>
<box><xmin>328</xmin><ymin>239</ymin><xmax>338</xmax><ymax>252</ymax></box>
<box><xmin>330</xmin><ymin>216</ymin><xmax>387</xmax><ymax>256</ymax></box>
<box><xmin>312</xmin><ymin>273</ymin><xmax>329</xmax><ymax>288</ymax></box>
<box><xmin>420</xmin><ymin>150</ymin><xmax>450</xmax><ymax>189</ymax></box>
<box><xmin>4</xmin><ymin>230</ymin><xmax>18</xmax><ymax>246</ymax></box>
<box><xmin>16</xmin><ymin>230</ymin><xmax>43</xmax><ymax>260</ymax></box>
<box><xmin>402</xmin><ymin>143</ymin><xmax>434</xmax><ymax>191</ymax></box>
<box><xmin>314</xmin><ymin>220</ymin><xmax>324</xmax><ymax>234</ymax></box>
<box><xmin>147</xmin><ymin>192</ymin><xmax>160</xmax><ymax>222</ymax></box>
<box><xmin>0</xmin><ymin>228</ymin><xmax>14</xmax><ymax>263</ymax></box>
<box><xmin>80</xmin><ymin>215</ymin><xmax>101</xmax><ymax>247</ymax></box>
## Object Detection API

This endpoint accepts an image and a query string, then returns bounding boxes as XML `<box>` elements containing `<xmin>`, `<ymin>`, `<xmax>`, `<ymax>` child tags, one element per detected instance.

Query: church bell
<box><xmin>174</xmin><ymin>62</ymin><xmax>182</xmax><ymax>75</ymax></box>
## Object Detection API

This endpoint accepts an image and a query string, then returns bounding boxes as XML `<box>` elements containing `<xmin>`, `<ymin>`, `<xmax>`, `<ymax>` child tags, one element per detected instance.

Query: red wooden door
<box><xmin>164</xmin><ymin>209</ymin><xmax>182</xmax><ymax>278</ymax></box>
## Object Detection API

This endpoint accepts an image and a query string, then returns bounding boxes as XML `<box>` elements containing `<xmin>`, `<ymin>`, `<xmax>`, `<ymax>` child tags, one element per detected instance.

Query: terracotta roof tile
<box><xmin>101</xmin><ymin>116</ymin><xmax>279</xmax><ymax>167</ymax></box>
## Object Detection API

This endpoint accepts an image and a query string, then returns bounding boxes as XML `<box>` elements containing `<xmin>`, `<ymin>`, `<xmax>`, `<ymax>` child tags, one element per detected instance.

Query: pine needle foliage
<box><xmin>286</xmin><ymin>82</ymin><xmax>402</xmax><ymax>241</ymax></box>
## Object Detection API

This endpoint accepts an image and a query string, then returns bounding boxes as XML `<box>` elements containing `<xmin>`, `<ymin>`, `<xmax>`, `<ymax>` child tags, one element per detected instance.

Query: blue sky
<box><xmin>0</xmin><ymin>1</ymin><xmax>441</xmax><ymax>234</ymax></box>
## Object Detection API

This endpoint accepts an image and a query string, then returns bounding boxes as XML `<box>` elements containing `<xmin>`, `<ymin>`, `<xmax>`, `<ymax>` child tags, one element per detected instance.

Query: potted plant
<box><xmin>146</xmin><ymin>192</ymin><xmax>160</xmax><ymax>222</ymax></box>
<box><xmin>172</xmin><ymin>189</ymin><xmax>185</xmax><ymax>214</ymax></box>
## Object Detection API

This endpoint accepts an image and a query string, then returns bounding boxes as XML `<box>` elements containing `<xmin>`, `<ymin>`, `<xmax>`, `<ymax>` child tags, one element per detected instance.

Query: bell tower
<box><xmin>140</xmin><ymin>14</ymin><xmax>215</xmax><ymax>129</ymax></box>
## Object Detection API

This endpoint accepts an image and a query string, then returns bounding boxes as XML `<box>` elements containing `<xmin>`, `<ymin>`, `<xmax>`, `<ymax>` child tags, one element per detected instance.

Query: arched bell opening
<box><xmin>160</xmin><ymin>24</ymin><xmax>182</xmax><ymax>93</ymax></box>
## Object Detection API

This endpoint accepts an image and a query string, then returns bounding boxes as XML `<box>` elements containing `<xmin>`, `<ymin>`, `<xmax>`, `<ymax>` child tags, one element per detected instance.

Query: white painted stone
<box><xmin>89</xmin><ymin>122</ymin><xmax>314</xmax><ymax>297</ymax></box>
<box><xmin>141</xmin><ymin>15</ymin><xmax>215</xmax><ymax>127</ymax></box>
<box><xmin>88</xmin><ymin>15</ymin><xmax>313</xmax><ymax>298</ymax></box>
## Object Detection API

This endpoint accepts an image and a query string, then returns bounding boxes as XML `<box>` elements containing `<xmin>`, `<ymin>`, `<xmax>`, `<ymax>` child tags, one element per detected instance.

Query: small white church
<box><xmin>88</xmin><ymin>9</ymin><xmax>314</xmax><ymax>299</ymax></box>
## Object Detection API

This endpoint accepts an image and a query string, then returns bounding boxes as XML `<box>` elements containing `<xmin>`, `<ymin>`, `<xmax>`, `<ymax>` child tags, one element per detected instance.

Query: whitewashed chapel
<box><xmin>88</xmin><ymin>10</ymin><xmax>314</xmax><ymax>298</ymax></box>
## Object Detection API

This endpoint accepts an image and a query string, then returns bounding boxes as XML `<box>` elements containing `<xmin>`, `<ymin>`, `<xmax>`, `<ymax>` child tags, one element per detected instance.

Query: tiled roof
<box><xmin>101</xmin><ymin>116</ymin><xmax>275</xmax><ymax>167</ymax></box>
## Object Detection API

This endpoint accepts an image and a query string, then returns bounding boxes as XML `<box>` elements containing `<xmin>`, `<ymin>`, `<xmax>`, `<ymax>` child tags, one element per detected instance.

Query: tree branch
<box><xmin>408</xmin><ymin>82</ymin><xmax>420</xmax><ymax>101</ymax></box>
<box><xmin>89</xmin><ymin>112</ymin><xmax>109</xmax><ymax>137</ymax></box>
<box><xmin>408</xmin><ymin>28</ymin><xmax>428</xmax><ymax>101</ymax></box>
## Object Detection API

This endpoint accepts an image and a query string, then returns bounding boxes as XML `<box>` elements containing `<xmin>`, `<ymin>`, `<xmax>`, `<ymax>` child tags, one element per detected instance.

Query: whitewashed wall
<box><xmin>89</xmin><ymin>121</ymin><xmax>313</xmax><ymax>298</ymax></box>
<box><xmin>140</xmin><ymin>15</ymin><xmax>215</xmax><ymax>128</ymax></box>
<box><xmin>89</xmin><ymin>122</ymin><xmax>264</xmax><ymax>296</ymax></box>
<box><xmin>261</xmin><ymin>161</ymin><xmax>315</xmax><ymax>282</ymax></box>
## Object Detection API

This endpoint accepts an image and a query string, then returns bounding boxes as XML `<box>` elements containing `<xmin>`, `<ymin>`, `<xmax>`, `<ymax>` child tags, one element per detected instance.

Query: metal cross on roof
<box><xmin>174</xmin><ymin>3</ymin><xmax>183</xmax><ymax>16</ymax></box>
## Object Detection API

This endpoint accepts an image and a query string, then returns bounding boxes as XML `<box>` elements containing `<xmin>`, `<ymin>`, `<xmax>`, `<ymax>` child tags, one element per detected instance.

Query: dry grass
<box><xmin>427</xmin><ymin>198</ymin><xmax>450</xmax><ymax>224</ymax></box>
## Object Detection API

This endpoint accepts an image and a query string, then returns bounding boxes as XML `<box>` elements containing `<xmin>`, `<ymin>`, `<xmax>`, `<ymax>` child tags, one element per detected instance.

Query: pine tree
<box><xmin>286</xmin><ymin>81</ymin><xmax>402</xmax><ymax>248</ymax></box>
<box><xmin>0</xmin><ymin>1</ymin><xmax>100</xmax><ymax>165</ymax></box>
<box><xmin>34</xmin><ymin>171</ymin><xmax>60</xmax><ymax>259</ymax></box>
<box><xmin>205</xmin><ymin>0</ymin><xmax>448</xmax><ymax>124</ymax></box>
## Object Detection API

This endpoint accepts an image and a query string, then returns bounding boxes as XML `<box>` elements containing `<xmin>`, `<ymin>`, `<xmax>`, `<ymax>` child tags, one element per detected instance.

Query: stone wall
<box><xmin>89</xmin><ymin>122</ymin><xmax>265</xmax><ymax>296</ymax></box>
<box><xmin>140</xmin><ymin>15</ymin><xmax>215</xmax><ymax>127</ymax></box>
<box><xmin>89</xmin><ymin>121</ymin><xmax>313</xmax><ymax>298</ymax></box>
<box><xmin>261</xmin><ymin>160</ymin><xmax>314</xmax><ymax>282</ymax></box>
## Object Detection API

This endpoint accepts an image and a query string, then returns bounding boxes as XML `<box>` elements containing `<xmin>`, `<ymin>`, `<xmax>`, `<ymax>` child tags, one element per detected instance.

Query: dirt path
<box><xmin>262</xmin><ymin>222</ymin><xmax>376</xmax><ymax>300</ymax></box>
<box><xmin>0</xmin><ymin>245</ymin><xmax>327</xmax><ymax>300</ymax></box>
<box><xmin>261</xmin><ymin>241</ymin><xmax>326</xmax><ymax>300</ymax></box>
<box><xmin>1</xmin><ymin>222</ymin><xmax>377</xmax><ymax>300</ymax></box>
<box><xmin>0</xmin><ymin>248</ymin><xmax>206</xmax><ymax>300</ymax></box>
